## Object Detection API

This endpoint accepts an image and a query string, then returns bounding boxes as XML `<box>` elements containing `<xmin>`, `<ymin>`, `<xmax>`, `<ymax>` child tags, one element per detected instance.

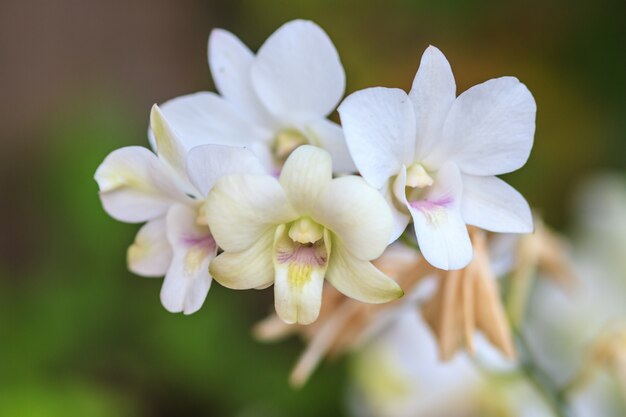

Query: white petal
<box><xmin>305</xmin><ymin>118</ymin><xmax>356</xmax><ymax>174</ymax></box>
<box><xmin>161</xmin><ymin>204</ymin><xmax>217</xmax><ymax>315</ymax></box>
<box><xmin>312</xmin><ymin>176</ymin><xmax>392</xmax><ymax>260</ymax></box>
<box><xmin>273</xmin><ymin>225</ymin><xmax>329</xmax><ymax>324</ymax></box>
<box><xmin>156</xmin><ymin>92</ymin><xmax>270</xmax><ymax>150</ymax></box>
<box><xmin>205</xmin><ymin>174</ymin><xmax>298</xmax><ymax>252</ymax></box>
<box><xmin>461</xmin><ymin>175</ymin><xmax>533</xmax><ymax>233</ymax></box>
<box><xmin>247</xmin><ymin>141</ymin><xmax>277</xmax><ymax>174</ymax></box>
<box><xmin>186</xmin><ymin>144</ymin><xmax>267</xmax><ymax>197</ymax></box>
<box><xmin>127</xmin><ymin>218</ymin><xmax>173</xmax><ymax>277</ymax></box>
<box><xmin>279</xmin><ymin>145</ymin><xmax>332</xmax><ymax>214</ymax></box>
<box><xmin>251</xmin><ymin>20</ymin><xmax>345</xmax><ymax>122</ymax></box>
<box><xmin>208</xmin><ymin>29</ymin><xmax>274</xmax><ymax>127</ymax></box>
<box><xmin>443</xmin><ymin>77</ymin><xmax>536</xmax><ymax>175</ymax></box>
<box><xmin>209</xmin><ymin>228</ymin><xmax>276</xmax><ymax>290</ymax></box>
<box><xmin>326</xmin><ymin>239</ymin><xmax>403</xmax><ymax>303</ymax></box>
<box><xmin>338</xmin><ymin>87</ymin><xmax>416</xmax><ymax>189</ymax></box>
<box><xmin>401</xmin><ymin>162</ymin><xmax>472</xmax><ymax>270</ymax></box>
<box><xmin>409</xmin><ymin>46</ymin><xmax>456</xmax><ymax>161</ymax></box>
<box><xmin>412</xmin><ymin>206</ymin><xmax>471</xmax><ymax>271</ymax></box>
<box><xmin>150</xmin><ymin>105</ymin><xmax>187</xmax><ymax>177</ymax></box>
<box><xmin>381</xmin><ymin>175</ymin><xmax>411</xmax><ymax>243</ymax></box>
<box><xmin>95</xmin><ymin>146</ymin><xmax>189</xmax><ymax>223</ymax></box>
<box><xmin>391</xmin><ymin>164</ymin><xmax>408</xmax><ymax>205</ymax></box>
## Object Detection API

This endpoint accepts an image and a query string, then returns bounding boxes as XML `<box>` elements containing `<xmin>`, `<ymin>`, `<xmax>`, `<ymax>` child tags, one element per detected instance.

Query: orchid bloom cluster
<box><xmin>95</xmin><ymin>20</ymin><xmax>535</xmax><ymax>334</ymax></box>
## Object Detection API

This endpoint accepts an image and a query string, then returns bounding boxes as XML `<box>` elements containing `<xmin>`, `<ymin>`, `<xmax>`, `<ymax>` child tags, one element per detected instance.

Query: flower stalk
<box><xmin>514</xmin><ymin>328</ymin><xmax>570</xmax><ymax>417</ymax></box>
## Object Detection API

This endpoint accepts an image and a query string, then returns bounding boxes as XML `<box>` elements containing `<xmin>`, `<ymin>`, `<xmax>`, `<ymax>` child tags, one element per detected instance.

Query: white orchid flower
<box><xmin>154</xmin><ymin>19</ymin><xmax>355</xmax><ymax>174</ymax></box>
<box><xmin>338</xmin><ymin>46</ymin><xmax>535</xmax><ymax>270</ymax></box>
<box><xmin>204</xmin><ymin>145</ymin><xmax>403</xmax><ymax>325</ymax></box>
<box><xmin>525</xmin><ymin>175</ymin><xmax>626</xmax><ymax>416</ymax></box>
<box><xmin>95</xmin><ymin>105</ymin><xmax>265</xmax><ymax>314</ymax></box>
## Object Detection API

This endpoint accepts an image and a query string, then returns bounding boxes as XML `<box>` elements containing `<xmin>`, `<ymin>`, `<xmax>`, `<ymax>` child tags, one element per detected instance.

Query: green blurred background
<box><xmin>1</xmin><ymin>0</ymin><xmax>625</xmax><ymax>415</ymax></box>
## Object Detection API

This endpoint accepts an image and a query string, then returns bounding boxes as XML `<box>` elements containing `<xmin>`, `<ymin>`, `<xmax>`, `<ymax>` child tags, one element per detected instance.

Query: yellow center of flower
<box><xmin>288</xmin><ymin>217</ymin><xmax>324</xmax><ymax>244</ymax></box>
<box><xmin>287</xmin><ymin>263</ymin><xmax>314</xmax><ymax>288</ymax></box>
<box><xmin>405</xmin><ymin>162</ymin><xmax>433</xmax><ymax>188</ymax></box>
<box><xmin>273</xmin><ymin>129</ymin><xmax>309</xmax><ymax>161</ymax></box>
<box><xmin>403</xmin><ymin>163</ymin><xmax>435</xmax><ymax>203</ymax></box>
<box><xmin>421</xmin><ymin>207</ymin><xmax>448</xmax><ymax>226</ymax></box>
<box><xmin>184</xmin><ymin>246</ymin><xmax>207</xmax><ymax>275</ymax></box>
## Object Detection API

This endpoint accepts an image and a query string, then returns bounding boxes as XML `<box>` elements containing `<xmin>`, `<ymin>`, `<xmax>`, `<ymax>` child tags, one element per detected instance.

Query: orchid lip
<box><xmin>181</xmin><ymin>234</ymin><xmax>216</xmax><ymax>251</ymax></box>
<box><xmin>409</xmin><ymin>195</ymin><xmax>453</xmax><ymax>211</ymax></box>
<box><xmin>180</xmin><ymin>233</ymin><xmax>216</xmax><ymax>276</ymax></box>
<box><xmin>410</xmin><ymin>195</ymin><xmax>454</xmax><ymax>226</ymax></box>
<box><xmin>276</xmin><ymin>241</ymin><xmax>327</xmax><ymax>267</ymax></box>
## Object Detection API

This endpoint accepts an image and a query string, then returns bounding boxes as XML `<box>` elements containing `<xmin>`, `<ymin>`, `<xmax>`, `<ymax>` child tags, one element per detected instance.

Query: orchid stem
<box><xmin>399</xmin><ymin>232</ymin><xmax>420</xmax><ymax>252</ymax></box>
<box><xmin>514</xmin><ymin>329</ymin><xmax>569</xmax><ymax>417</ymax></box>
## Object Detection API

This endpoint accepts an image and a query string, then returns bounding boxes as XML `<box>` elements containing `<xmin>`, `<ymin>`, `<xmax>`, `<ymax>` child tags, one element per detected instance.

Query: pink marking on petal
<box><xmin>270</xmin><ymin>167</ymin><xmax>282</xmax><ymax>178</ymax></box>
<box><xmin>181</xmin><ymin>233</ymin><xmax>216</xmax><ymax>252</ymax></box>
<box><xmin>409</xmin><ymin>195</ymin><xmax>453</xmax><ymax>212</ymax></box>
<box><xmin>409</xmin><ymin>195</ymin><xmax>453</xmax><ymax>226</ymax></box>
<box><xmin>277</xmin><ymin>242</ymin><xmax>326</xmax><ymax>266</ymax></box>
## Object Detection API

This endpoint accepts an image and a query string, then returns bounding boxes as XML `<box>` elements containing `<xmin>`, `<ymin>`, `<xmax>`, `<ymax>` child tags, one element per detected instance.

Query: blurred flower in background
<box><xmin>348</xmin><ymin>308</ymin><xmax>554</xmax><ymax>417</ymax></box>
<box><xmin>525</xmin><ymin>174</ymin><xmax>626</xmax><ymax>416</ymax></box>
<box><xmin>1</xmin><ymin>0</ymin><xmax>626</xmax><ymax>416</ymax></box>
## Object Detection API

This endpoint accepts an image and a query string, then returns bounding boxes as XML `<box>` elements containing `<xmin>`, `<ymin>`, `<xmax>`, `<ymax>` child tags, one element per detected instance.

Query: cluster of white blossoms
<box><xmin>95</xmin><ymin>19</ymin><xmax>535</xmax><ymax>326</ymax></box>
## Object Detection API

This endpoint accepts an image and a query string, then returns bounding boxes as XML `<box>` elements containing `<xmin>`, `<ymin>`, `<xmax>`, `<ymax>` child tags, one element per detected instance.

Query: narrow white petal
<box><xmin>210</xmin><ymin>228</ymin><xmax>276</xmax><ymax>290</ymax></box>
<box><xmin>443</xmin><ymin>77</ymin><xmax>536</xmax><ymax>175</ymax></box>
<box><xmin>312</xmin><ymin>176</ymin><xmax>392</xmax><ymax>260</ymax></box>
<box><xmin>208</xmin><ymin>29</ymin><xmax>274</xmax><ymax>127</ymax></box>
<box><xmin>279</xmin><ymin>145</ymin><xmax>332</xmax><ymax>214</ymax></box>
<box><xmin>273</xmin><ymin>225</ymin><xmax>329</xmax><ymax>324</ymax></box>
<box><xmin>402</xmin><ymin>162</ymin><xmax>472</xmax><ymax>270</ymax></box>
<box><xmin>391</xmin><ymin>163</ymin><xmax>409</xmax><ymax>206</ymax></box>
<box><xmin>150</xmin><ymin>105</ymin><xmax>187</xmax><ymax>177</ymax></box>
<box><xmin>326</xmin><ymin>239</ymin><xmax>403</xmax><ymax>303</ymax></box>
<box><xmin>338</xmin><ymin>87</ymin><xmax>416</xmax><ymax>189</ymax></box>
<box><xmin>161</xmin><ymin>204</ymin><xmax>217</xmax><ymax>315</ymax></box>
<box><xmin>186</xmin><ymin>144</ymin><xmax>267</xmax><ymax>197</ymax></box>
<box><xmin>409</xmin><ymin>45</ymin><xmax>456</xmax><ymax>161</ymax></box>
<box><xmin>156</xmin><ymin>92</ymin><xmax>270</xmax><ymax>150</ymax></box>
<box><xmin>95</xmin><ymin>146</ymin><xmax>189</xmax><ymax>223</ymax></box>
<box><xmin>304</xmin><ymin>118</ymin><xmax>356</xmax><ymax>174</ymax></box>
<box><xmin>127</xmin><ymin>218</ymin><xmax>173</xmax><ymax>277</ymax></box>
<box><xmin>205</xmin><ymin>174</ymin><xmax>298</xmax><ymax>252</ymax></box>
<box><xmin>381</xmin><ymin>174</ymin><xmax>411</xmax><ymax>243</ymax></box>
<box><xmin>461</xmin><ymin>175</ymin><xmax>533</xmax><ymax>233</ymax></box>
<box><xmin>251</xmin><ymin>20</ymin><xmax>345</xmax><ymax>122</ymax></box>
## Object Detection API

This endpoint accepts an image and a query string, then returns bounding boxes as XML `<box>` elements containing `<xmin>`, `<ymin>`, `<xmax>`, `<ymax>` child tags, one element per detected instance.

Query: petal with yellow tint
<box><xmin>273</xmin><ymin>224</ymin><xmax>330</xmax><ymax>325</ymax></box>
